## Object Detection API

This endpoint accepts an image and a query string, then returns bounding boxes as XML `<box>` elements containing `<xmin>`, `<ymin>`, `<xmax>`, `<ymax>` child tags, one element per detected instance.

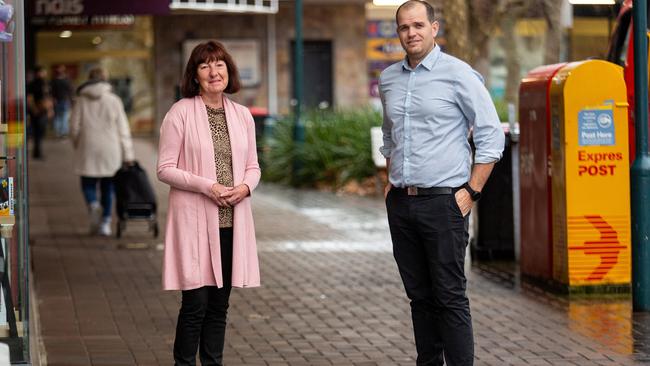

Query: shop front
<box><xmin>26</xmin><ymin>0</ymin><xmax>168</xmax><ymax>135</ymax></box>
<box><xmin>0</xmin><ymin>0</ymin><xmax>29</xmax><ymax>363</ymax></box>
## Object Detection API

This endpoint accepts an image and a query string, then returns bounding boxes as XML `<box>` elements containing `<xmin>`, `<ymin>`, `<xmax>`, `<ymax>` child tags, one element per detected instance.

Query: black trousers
<box><xmin>173</xmin><ymin>228</ymin><xmax>233</xmax><ymax>366</ymax></box>
<box><xmin>30</xmin><ymin>114</ymin><xmax>47</xmax><ymax>159</ymax></box>
<box><xmin>386</xmin><ymin>188</ymin><xmax>473</xmax><ymax>366</ymax></box>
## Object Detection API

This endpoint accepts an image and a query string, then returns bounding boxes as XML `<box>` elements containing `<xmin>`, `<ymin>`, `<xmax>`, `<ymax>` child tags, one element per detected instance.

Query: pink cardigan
<box><xmin>157</xmin><ymin>96</ymin><xmax>261</xmax><ymax>290</ymax></box>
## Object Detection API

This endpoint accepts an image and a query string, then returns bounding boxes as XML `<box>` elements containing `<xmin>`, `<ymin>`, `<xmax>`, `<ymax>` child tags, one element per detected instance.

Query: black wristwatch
<box><xmin>462</xmin><ymin>182</ymin><xmax>482</xmax><ymax>201</ymax></box>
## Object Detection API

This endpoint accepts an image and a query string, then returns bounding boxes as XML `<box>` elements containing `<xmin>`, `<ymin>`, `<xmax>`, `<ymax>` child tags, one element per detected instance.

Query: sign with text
<box><xmin>578</xmin><ymin>106</ymin><xmax>615</xmax><ymax>146</ymax></box>
<box><xmin>29</xmin><ymin>14</ymin><xmax>136</xmax><ymax>29</ymax></box>
<box><xmin>28</xmin><ymin>0</ymin><xmax>170</xmax><ymax>17</ymax></box>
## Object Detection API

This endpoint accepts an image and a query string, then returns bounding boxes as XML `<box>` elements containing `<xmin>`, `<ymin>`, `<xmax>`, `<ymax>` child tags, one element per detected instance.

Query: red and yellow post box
<box><xmin>549</xmin><ymin>60</ymin><xmax>631</xmax><ymax>287</ymax></box>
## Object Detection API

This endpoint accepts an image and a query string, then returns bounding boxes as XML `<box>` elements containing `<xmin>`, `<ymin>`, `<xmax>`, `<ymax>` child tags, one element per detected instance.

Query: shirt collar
<box><xmin>402</xmin><ymin>44</ymin><xmax>441</xmax><ymax>71</ymax></box>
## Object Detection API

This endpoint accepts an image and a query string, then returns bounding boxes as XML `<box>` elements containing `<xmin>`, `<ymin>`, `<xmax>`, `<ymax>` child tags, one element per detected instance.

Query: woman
<box><xmin>70</xmin><ymin>67</ymin><xmax>134</xmax><ymax>236</ymax></box>
<box><xmin>157</xmin><ymin>40</ymin><xmax>261</xmax><ymax>366</ymax></box>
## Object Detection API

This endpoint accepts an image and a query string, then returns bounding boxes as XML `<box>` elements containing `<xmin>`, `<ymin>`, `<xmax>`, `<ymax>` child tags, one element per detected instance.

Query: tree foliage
<box><xmin>439</xmin><ymin>0</ymin><xmax>563</xmax><ymax>106</ymax></box>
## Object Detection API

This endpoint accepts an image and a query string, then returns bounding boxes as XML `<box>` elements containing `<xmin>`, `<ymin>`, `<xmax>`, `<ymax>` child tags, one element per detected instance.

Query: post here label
<box><xmin>578</xmin><ymin>107</ymin><xmax>615</xmax><ymax>146</ymax></box>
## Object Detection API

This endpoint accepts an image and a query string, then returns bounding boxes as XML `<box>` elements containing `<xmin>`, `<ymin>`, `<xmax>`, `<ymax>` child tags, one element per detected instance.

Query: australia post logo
<box><xmin>569</xmin><ymin>215</ymin><xmax>627</xmax><ymax>281</ymax></box>
<box><xmin>34</xmin><ymin>0</ymin><xmax>84</xmax><ymax>16</ymax></box>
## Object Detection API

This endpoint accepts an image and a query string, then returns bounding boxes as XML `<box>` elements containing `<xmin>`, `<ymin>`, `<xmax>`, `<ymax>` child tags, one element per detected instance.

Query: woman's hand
<box><xmin>210</xmin><ymin>183</ymin><xmax>233</xmax><ymax>207</ymax></box>
<box><xmin>220</xmin><ymin>184</ymin><xmax>250</xmax><ymax>206</ymax></box>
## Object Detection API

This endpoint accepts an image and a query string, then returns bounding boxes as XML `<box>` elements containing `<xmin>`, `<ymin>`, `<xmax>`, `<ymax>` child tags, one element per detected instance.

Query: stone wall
<box><xmin>153</xmin><ymin>3</ymin><xmax>367</xmax><ymax>130</ymax></box>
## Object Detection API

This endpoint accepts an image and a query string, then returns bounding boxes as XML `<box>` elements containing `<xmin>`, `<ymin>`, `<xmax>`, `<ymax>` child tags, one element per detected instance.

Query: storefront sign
<box><xmin>29</xmin><ymin>15</ymin><xmax>136</xmax><ymax>28</ymax></box>
<box><xmin>367</xmin><ymin>20</ymin><xmax>398</xmax><ymax>39</ymax></box>
<box><xmin>28</xmin><ymin>0</ymin><xmax>170</xmax><ymax>17</ymax></box>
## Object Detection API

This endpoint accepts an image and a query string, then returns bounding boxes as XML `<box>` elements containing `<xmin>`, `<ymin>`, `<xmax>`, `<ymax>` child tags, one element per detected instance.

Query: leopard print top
<box><xmin>206</xmin><ymin>106</ymin><xmax>233</xmax><ymax>228</ymax></box>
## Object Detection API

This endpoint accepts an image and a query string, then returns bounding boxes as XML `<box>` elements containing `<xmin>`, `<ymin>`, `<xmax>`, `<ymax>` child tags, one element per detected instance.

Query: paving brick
<box><xmin>29</xmin><ymin>138</ymin><xmax>650</xmax><ymax>365</ymax></box>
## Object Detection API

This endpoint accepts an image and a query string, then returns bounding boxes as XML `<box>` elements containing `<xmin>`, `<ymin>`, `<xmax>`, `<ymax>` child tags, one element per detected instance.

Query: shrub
<box><xmin>262</xmin><ymin>108</ymin><xmax>382</xmax><ymax>189</ymax></box>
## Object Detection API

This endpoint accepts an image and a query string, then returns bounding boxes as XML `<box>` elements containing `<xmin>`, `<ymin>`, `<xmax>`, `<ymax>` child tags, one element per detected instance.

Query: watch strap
<box><xmin>462</xmin><ymin>182</ymin><xmax>481</xmax><ymax>201</ymax></box>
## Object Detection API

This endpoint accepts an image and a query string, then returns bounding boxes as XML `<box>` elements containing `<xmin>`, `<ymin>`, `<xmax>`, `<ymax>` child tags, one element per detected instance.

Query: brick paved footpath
<box><xmin>28</xmin><ymin>138</ymin><xmax>650</xmax><ymax>366</ymax></box>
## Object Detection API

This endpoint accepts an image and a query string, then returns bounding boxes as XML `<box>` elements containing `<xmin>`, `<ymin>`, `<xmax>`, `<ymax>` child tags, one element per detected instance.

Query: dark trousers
<box><xmin>173</xmin><ymin>228</ymin><xmax>234</xmax><ymax>366</ymax></box>
<box><xmin>386</xmin><ymin>189</ymin><xmax>473</xmax><ymax>366</ymax></box>
<box><xmin>31</xmin><ymin>114</ymin><xmax>47</xmax><ymax>159</ymax></box>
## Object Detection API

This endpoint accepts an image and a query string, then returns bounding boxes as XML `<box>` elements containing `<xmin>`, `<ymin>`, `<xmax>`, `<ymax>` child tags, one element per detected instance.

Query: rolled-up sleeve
<box><xmin>379</xmin><ymin>77</ymin><xmax>393</xmax><ymax>159</ymax></box>
<box><xmin>455</xmin><ymin>69</ymin><xmax>505</xmax><ymax>164</ymax></box>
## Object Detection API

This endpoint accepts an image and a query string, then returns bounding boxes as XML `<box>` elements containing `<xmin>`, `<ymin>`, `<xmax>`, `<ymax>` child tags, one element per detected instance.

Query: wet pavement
<box><xmin>29</xmin><ymin>138</ymin><xmax>650</xmax><ymax>365</ymax></box>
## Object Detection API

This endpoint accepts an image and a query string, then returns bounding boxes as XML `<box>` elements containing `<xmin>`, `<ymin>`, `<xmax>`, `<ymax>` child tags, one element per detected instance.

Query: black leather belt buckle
<box><xmin>407</xmin><ymin>186</ymin><xmax>418</xmax><ymax>196</ymax></box>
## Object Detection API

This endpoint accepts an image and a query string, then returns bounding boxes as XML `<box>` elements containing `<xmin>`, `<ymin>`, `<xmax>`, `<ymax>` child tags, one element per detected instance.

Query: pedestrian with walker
<box><xmin>157</xmin><ymin>40</ymin><xmax>261</xmax><ymax>366</ymax></box>
<box><xmin>379</xmin><ymin>1</ymin><xmax>505</xmax><ymax>365</ymax></box>
<box><xmin>70</xmin><ymin>67</ymin><xmax>135</xmax><ymax>236</ymax></box>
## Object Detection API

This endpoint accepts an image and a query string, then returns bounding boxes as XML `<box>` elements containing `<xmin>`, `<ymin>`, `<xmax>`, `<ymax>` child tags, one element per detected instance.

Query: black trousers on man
<box><xmin>386</xmin><ymin>188</ymin><xmax>473</xmax><ymax>366</ymax></box>
<box><xmin>173</xmin><ymin>228</ymin><xmax>233</xmax><ymax>366</ymax></box>
<box><xmin>30</xmin><ymin>114</ymin><xmax>48</xmax><ymax>159</ymax></box>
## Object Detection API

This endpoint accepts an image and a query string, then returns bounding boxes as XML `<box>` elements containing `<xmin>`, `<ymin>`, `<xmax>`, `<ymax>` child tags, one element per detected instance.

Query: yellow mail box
<box><xmin>549</xmin><ymin>60</ymin><xmax>631</xmax><ymax>287</ymax></box>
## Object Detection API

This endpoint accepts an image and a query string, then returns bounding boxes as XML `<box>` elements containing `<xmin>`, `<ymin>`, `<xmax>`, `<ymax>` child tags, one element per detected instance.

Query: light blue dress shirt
<box><xmin>379</xmin><ymin>45</ymin><xmax>505</xmax><ymax>188</ymax></box>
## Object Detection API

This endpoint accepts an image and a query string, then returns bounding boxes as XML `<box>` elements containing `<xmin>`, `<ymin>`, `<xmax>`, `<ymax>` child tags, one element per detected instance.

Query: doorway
<box><xmin>291</xmin><ymin>40</ymin><xmax>333</xmax><ymax>109</ymax></box>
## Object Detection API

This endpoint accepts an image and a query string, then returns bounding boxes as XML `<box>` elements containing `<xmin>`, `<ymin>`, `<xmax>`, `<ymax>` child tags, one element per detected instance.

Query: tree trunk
<box><xmin>468</xmin><ymin>0</ymin><xmax>497</xmax><ymax>70</ymax></box>
<box><xmin>501</xmin><ymin>14</ymin><xmax>520</xmax><ymax>107</ymax></box>
<box><xmin>542</xmin><ymin>0</ymin><xmax>563</xmax><ymax>64</ymax></box>
<box><xmin>440</xmin><ymin>0</ymin><xmax>471</xmax><ymax>61</ymax></box>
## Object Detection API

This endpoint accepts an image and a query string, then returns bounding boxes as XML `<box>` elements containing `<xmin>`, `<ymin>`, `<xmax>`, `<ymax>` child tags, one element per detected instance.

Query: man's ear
<box><xmin>431</xmin><ymin>21</ymin><xmax>439</xmax><ymax>38</ymax></box>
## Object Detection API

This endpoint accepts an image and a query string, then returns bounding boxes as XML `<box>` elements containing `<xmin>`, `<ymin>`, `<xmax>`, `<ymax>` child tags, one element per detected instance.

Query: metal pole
<box><xmin>631</xmin><ymin>0</ymin><xmax>650</xmax><ymax>311</ymax></box>
<box><xmin>509</xmin><ymin>103</ymin><xmax>521</xmax><ymax>263</ymax></box>
<box><xmin>267</xmin><ymin>13</ymin><xmax>277</xmax><ymax>116</ymax></box>
<box><xmin>292</xmin><ymin>0</ymin><xmax>305</xmax><ymax>186</ymax></box>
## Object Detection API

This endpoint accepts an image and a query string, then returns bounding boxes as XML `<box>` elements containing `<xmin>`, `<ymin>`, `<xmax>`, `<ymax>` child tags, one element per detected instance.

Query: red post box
<box><xmin>519</xmin><ymin>63</ymin><xmax>566</xmax><ymax>280</ymax></box>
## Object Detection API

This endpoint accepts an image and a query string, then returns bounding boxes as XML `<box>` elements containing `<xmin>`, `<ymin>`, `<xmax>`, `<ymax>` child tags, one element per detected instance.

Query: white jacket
<box><xmin>70</xmin><ymin>82</ymin><xmax>135</xmax><ymax>177</ymax></box>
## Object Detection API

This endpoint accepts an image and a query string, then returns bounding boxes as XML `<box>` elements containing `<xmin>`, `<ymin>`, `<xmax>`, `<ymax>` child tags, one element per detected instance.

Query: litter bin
<box><xmin>249</xmin><ymin>106</ymin><xmax>269</xmax><ymax>144</ymax></box>
<box><xmin>549</xmin><ymin>60</ymin><xmax>631</xmax><ymax>287</ymax></box>
<box><xmin>248</xmin><ymin>106</ymin><xmax>277</xmax><ymax>169</ymax></box>
<box><xmin>474</xmin><ymin>126</ymin><xmax>514</xmax><ymax>259</ymax></box>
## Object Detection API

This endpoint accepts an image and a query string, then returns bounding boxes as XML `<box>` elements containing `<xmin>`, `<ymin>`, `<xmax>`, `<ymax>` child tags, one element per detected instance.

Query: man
<box><xmin>379</xmin><ymin>1</ymin><xmax>504</xmax><ymax>365</ymax></box>
<box><xmin>50</xmin><ymin>64</ymin><xmax>74</xmax><ymax>137</ymax></box>
<box><xmin>26</xmin><ymin>66</ymin><xmax>53</xmax><ymax>159</ymax></box>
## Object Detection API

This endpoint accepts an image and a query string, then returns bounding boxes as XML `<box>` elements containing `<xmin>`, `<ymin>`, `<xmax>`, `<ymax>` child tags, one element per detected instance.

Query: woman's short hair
<box><xmin>180</xmin><ymin>40</ymin><xmax>241</xmax><ymax>98</ymax></box>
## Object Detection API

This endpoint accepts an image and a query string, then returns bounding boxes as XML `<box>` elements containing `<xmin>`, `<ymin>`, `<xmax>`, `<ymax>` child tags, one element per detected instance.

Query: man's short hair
<box><xmin>396</xmin><ymin>0</ymin><xmax>436</xmax><ymax>25</ymax></box>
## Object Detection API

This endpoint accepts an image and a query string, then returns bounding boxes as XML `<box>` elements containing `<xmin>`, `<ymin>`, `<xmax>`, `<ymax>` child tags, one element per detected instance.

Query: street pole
<box><xmin>292</xmin><ymin>0</ymin><xmax>305</xmax><ymax>186</ymax></box>
<box><xmin>632</xmin><ymin>0</ymin><xmax>650</xmax><ymax>311</ymax></box>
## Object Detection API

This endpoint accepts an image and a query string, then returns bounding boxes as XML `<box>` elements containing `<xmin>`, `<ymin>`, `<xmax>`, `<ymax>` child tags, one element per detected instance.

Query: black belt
<box><xmin>393</xmin><ymin>186</ymin><xmax>454</xmax><ymax>196</ymax></box>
